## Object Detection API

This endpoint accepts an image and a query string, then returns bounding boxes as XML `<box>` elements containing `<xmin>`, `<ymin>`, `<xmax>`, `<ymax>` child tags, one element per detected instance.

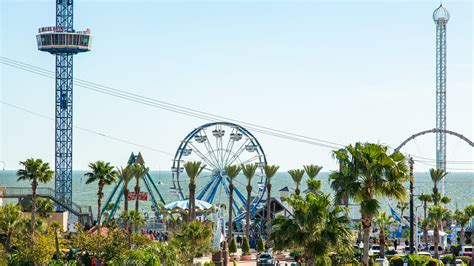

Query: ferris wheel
<box><xmin>171</xmin><ymin>122</ymin><xmax>267</xmax><ymax>221</ymax></box>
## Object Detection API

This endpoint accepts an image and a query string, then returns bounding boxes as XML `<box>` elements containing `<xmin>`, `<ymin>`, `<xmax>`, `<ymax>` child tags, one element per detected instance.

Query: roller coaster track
<box><xmin>395</xmin><ymin>128</ymin><xmax>474</xmax><ymax>152</ymax></box>
<box><xmin>0</xmin><ymin>186</ymin><xmax>93</xmax><ymax>225</ymax></box>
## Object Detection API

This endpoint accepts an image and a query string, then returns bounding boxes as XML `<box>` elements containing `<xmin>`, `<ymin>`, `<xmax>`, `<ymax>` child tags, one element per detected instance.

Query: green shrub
<box><xmin>256</xmin><ymin>237</ymin><xmax>265</xmax><ymax>253</ymax></box>
<box><xmin>427</xmin><ymin>258</ymin><xmax>440</xmax><ymax>266</ymax></box>
<box><xmin>451</xmin><ymin>244</ymin><xmax>461</xmax><ymax>256</ymax></box>
<box><xmin>242</xmin><ymin>237</ymin><xmax>250</xmax><ymax>255</ymax></box>
<box><xmin>457</xmin><ymin>256</ymin><xmax>471</xmax><ymax>264</ymax></box>
<box><xmin>229</xmin><ymin>237</ymin><xmax>238</xmax><ymax>255</ymax></box>
<box><xmin>389</xmin><ymin>255</ymin><xmax>404</xmax><ymax>266</ymax></box>
<box><xmin>441</xmin><ymin>254</ymin><xmax>454</xmax><ymax>264</ymax></box>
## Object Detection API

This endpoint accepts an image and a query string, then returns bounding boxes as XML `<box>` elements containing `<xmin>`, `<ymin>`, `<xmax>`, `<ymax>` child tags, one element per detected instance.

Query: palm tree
<box><xmin>374</xmin><ymin>211</ymin><xmax>393</xmax><ymax>257</ymax></box>
<box><xmin>131</xmin><ymin>163</ymin><xmax>150</xmax><ymax>213</ymax></box>
<box><xmin>453</xmin><ymin>210</ymin><xmax>469</xmax><ymax>245</ymax></box>
<box><xmin>397</xmin><ymin>201</ymin><xmax>408</xmax><ymax>221</ymax></box>
<box><xmin>332</xmin><ymin>143</ymin><xmax>409</xmax><ymax>265</ymax></box>
<box><xmin>183</xmin><ymin>161</ymin><xmax>205</xmax><ymax>221</ymax></box>
<box><xmin>84</xmin><ymin>161</ymin><xmax>118</xmax><ymax>232</ymax></box>
<box><xmin>418</xmin><ymin>193</ymin><xmax>432</xmax><ymax>219</ymax></box>
<box><xmin>263</xmin><ymin>164</ymin><xmax>279</xmax><ymax>236</ymax></box>
<box><xmin>0</xmin><ymin>204</ymin><xmax>22</xmax><ymax>252</ymax></box>
<box><xmin>428</xmin><ymin>206</ymin><xmax>448</xmax><ymax>259</ymax></box>
<box><xmin>429</xmin><ymin>168</ymin><xmax>447</xmax><ymax>206</ymax></box>
<box><xmin>225</xmin><ymin>165</ymin><xmax>241</xmax><ymax>244</ymax></box>
<box><xmin>117</xmin><ymin>165</ymin><xmax>134</xmax><ymax>213</ymax></box>
<box><xmin>241</xmin><ymin>163</ymin><xmax>257</xmax><ymax>239</ymax></box>
<box><xmin>270</xmin><ymin>190</ymin><xmax>353</xmax><ymax>265</ymax></box>
<box><xmin>16</xmin><ymin>158</ymin><xmax>54</xmax><ymax>239</ymax></box>
<box><xmin>421</xmin><ymin>218</ymin><xmax>430</xmax><ymax>250</ymax></box>
<box><xmin>463</xmin><ymin>204</ymin><xmax>474</xmax><ymax>264</ymax></box>
<box><xmin>120</xmin><ymin>210</ymin><xmax>147</xmax><ymax>248</ymax></box>
<box><xmin>303</xmin><ymin>165</ymin><xmax>323</xmax><ymax>180</ymax></box>
<box><xmin>288</xmin><ymin>169</ymin><xmax>305</xmax><ymax>195</ymax></box>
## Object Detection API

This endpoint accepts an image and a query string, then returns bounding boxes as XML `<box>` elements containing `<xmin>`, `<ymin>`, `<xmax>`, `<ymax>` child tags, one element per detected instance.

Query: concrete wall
<box><xmin>22</xmin><ymin>211</ymin><xmax>69</xmax><ymax>232</ymax></box>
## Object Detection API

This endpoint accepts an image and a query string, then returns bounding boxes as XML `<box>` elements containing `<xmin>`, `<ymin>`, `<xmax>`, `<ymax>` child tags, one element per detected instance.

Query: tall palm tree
<box><xmin>463</xmin><ymin>204</ymin><xmax>474</xmax><ymax>264</ymax></box>
<box><xmin>288</xmin><ymin>169</ymin><xmax>305</xmax><ymax>195</ymax></box>
<box><xmin>418</xmin><ymin>193</ymin><xmax>432</xmax><ymax>219</ymax></box>
<box><xmin>421</xmin><ymin>218</ymin><xmax>430</xmax><ymax>250</ymax></box>
<box><xmin>270</xmin><ymin>191</ymin><xmax>353</xmax><ymax>265</ymax></box>
<box><xmin>454</xmin><ymin>210</ymin><xmax>469</xmax><ymax>245</ymax></box>
<box><xmin>374</xmin><ymin>211</ymin><xmax>393</xmax><ymax>257</ymax></box>
<box><xmin>332</xmin><ymin>143</ymin><xmax>409</xmax><ymax>265</ymax></box>
<box><xmin>428</xmin><ymin>206</ymin><xmax>448</xmax><ymax>259</ymax></box>
<box><xmin>429</xmin><ymin>168</ymin><xmax>447</xmax><ymax>206</ymax></box>
<box><xmin>0</xmin><ymin>204</ymin><xmax>22</xmax><ymax>252</ymax></box>
<box><xmin>263</xmin><ymin>164</ymin><xmax>279</xmax><ymax>236</ymax></box>
<box><xmin>84</xmin><ymin>161</ymin><xmax>117</xmax><ymax>232</ymax></box>
<box><xmin>131</xmin><ymin>163</ymin><xmax>149</xmax><ymax>213</ymax></box>
<box><xmin>183</xmin><ymin>161</ymin><xmax>205</xmax><ymax>221</ymax></box>
<box><xmin>117</xmin><ymin>165</ymin><xmax>134</xmax><ymax>213</ymax></box>
<box><xmin>303</xmin><ymin>164</ymin><xmax>323</xmax><ymax>180</ymax></box>
<box><xmin>225</xmin><ymin>164</ymin><xmax>241</xmax><ymax>244</ymax></box>
<box><xmin>241</xmin><ymin>163</ymin><xmax>257</xmax><ymax>239</ymax></box>
<box><xmin>16</xmin><ymin>158</ymin><xmax>54</xmax><ymax>239</ymax></box>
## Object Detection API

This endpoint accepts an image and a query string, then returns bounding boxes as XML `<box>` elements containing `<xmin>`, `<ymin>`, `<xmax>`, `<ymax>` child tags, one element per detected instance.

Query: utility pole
<box><xmin>409</xmin><ymin>156</ymin><xmax>415</xmax><ymax>254</ymax></box>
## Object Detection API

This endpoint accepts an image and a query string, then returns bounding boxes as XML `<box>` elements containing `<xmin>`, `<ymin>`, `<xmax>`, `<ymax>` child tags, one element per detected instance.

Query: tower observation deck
<box><xmin>36</xmin><ymin>0</ymin><xmax>91</xmax><ymax>209</ymax></box>
<box><xmin>433</xmin><ymin>4</ymin><xmax>449</xmax><ymax>195</ymax></box>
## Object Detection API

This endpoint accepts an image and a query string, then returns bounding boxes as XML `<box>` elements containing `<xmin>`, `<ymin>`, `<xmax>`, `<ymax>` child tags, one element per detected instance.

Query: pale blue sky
<box><xmin>1</xmin><ymin>0</ymin><xmax>472</xmax><ymax>172</ymax></box>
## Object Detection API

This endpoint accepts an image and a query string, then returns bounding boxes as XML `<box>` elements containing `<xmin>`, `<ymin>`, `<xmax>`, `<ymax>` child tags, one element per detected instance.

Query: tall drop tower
<box><xmin>36</xmin><ymin>0</ymin><xmax>91</xmax><ymax>208</ymax></box>
<box><xmin>433</xmin><ymin>4</ymin><xmax>449</xmax><ymax>194</ymax></box>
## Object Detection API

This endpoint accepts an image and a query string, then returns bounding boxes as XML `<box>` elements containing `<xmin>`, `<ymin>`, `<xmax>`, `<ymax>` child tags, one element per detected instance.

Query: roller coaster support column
<box><xmin>409</xmin><ymin>157</ymin><xmax>415</xmax><ymax>254</ymax></box>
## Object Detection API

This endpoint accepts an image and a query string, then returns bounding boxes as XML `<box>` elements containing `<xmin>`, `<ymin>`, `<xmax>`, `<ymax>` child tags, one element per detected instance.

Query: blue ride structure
<box><xmin>100</xmin><ymin>152</ymin><xmax>167</xmax><ymax>223</ymax></box>
<box><xmin>171</xmin><ymin>122</ymin><xmax>268</xmax><ymax>225</ymax></box>
<box><xmin>36</xmin><ymin>0</ymin><xmax>92</xmax><ymax>209</ymax></box>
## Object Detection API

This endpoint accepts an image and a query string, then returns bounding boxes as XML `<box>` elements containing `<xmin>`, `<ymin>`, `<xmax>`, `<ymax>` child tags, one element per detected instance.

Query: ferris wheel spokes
<box><xmin>225</xmin><ymin>138</ymin><xmax>250</xmax><ymax>166</ymax></box>
<box><xmin>187</xmin><ymin>142</ymin><xmax>219</xmax><ymax>169</ymax></box>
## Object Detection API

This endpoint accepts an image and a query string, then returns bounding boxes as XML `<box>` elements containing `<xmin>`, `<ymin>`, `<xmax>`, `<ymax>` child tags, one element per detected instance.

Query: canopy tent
<box><xmin>162</xmin><ymin>199</ymin><xmax>214</xmax><ymax>214</ymax></box>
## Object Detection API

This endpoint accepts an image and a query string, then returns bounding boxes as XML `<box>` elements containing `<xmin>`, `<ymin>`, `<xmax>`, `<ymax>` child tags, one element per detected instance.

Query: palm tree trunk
<box><xmin>5</xmin><ymin>230</ymin><xmax>12</xmax><ymax>252</ymax></box>
<box><xmin>189</xmin><ymin>182</ymin><xmax>196</xmax><ymax>222</ymax></box>
<box><xmin>31</xmin><ymin>179</ymin><xmax>37</xmax><ymax>243</ymax></box>
<box><xmin>460</xmin><ymin>228</ymin><xmax>465</xmax><ymax>245</ymax></box>
<box><xmin>295</xmin><ymin>182</ymin><xmax>300</xmax><ymax>196</ymax></box>
<box><xmin>266</xmin><ymin>182</ymin><xmax>272</xmax><ymax>237</ymax></box>
<box><xmin>423</xmin><ymin>202</ymin><xmax>427</xmax><ymax>219</ymax></box>
<box><xmin>246</xmin><ymin>184</ymin><xmax>252</xmax><ymax>239</ymax></box>
<box><xmin>423</xmin><ymin>226</ymin><xmax>428</xmax><ymax>250</ymax></box>
<box><xmin>97</xmin><ymin>184</ymin><xmax>103</xmax><ymax>232</ymax></box>
<box><xmin>135</xmin><ymin>180</ymin><xmax>140</xmax><ymax>213</ymax></box>
<box><xmin>380</xmin><ymin>229</ymin><xmax>385</xmax><ymax>257</ymax></box>
<box><xmin>434</xmin><ymin>224</ymin><xmax>440</xmax><ymax>259</ymax></box>
<box><xmin>124</xmin><ymin>185</ymin><xmax>129</xmax><ymax>213</ymax></box>
<box><xmin>55</xmin><ymin>228</ymin><xmax>60</xmax><ymax>259</ymax></box>
<box><xmin>361</xmin><ymin>216</ymin><xmax>371</xmax><ymax>266</ymax></box>
<box><xmin>228</xmin><ymin>183</ymin><xmax>234</xmax><ymax>244</ymax></box>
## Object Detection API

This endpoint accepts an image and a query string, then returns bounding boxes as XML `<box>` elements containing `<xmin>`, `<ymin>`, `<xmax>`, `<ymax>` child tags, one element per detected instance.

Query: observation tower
<box><xmin>36</xmin><ymin>0</ymin><xmax>91</xmax><ymax>209</ymax></box>
<box><xmin>433</xmin><ymin>4</ymin><xmax>449</xmax><ymax>194</ymax></box>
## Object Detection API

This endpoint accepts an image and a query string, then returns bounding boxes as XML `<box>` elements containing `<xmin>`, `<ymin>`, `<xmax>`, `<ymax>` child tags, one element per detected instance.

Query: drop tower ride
<box><xmin>36</xmin><ymin>0</ymin><xmax>91</xmax><ymax>208</ymax></box>
<box><xmin>433</xmin><ymin>4</ymin><xmax>449</xmax><ymax>195</ymax></box>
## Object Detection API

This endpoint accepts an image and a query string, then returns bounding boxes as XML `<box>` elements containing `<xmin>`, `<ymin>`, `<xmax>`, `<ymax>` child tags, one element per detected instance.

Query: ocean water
<box><xmin>0</xmin><ymin>170</ymin><xmax>472</xmax><ymax>215</ymax></box>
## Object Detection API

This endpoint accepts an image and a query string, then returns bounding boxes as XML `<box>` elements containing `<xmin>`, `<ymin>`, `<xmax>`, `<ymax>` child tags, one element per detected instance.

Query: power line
<box><xmin>0</xmin><ymin>56</ymin><xmax>344</xmax><ymax>150</ymax></box>
<box><xmin>1</xmin><ymin>101</ymin><xmax>175</xmax><ymax>156</ymax></box>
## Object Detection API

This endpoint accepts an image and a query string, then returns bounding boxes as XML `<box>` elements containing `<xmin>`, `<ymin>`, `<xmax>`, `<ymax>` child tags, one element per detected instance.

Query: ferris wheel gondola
<box><xmin>171</xmin><ymin>122</ymin><xmax>268</xmax><ymax>221</ymax></box>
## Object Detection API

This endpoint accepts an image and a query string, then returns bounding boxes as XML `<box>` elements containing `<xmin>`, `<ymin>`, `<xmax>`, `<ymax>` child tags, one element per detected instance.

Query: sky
<box><xmin>0</xmin><ymin>0</ymin><xmax>473</xmax><ymax>172</ymax></box>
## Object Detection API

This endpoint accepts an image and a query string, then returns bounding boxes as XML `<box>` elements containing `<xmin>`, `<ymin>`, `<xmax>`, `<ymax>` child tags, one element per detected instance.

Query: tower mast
<box><xmin>37</xmin><ymin>0</ymin><xmax>91</xmax><ymax>208</ymax></box>
<box><xmin>433</xmin><ymin>4</ymin><xmax>449</xmax><ymax>195</ymax></box>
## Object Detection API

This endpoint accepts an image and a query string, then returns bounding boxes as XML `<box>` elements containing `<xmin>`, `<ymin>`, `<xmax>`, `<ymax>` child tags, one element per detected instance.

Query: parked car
<box><xmin>369</xmin><ymin>244</ymin><xmax>381</xmax><ymax>256</ymax></box>
<box><xmin>460</xmin><ymin>245</ymin><xmax>473</xmax><ymax>256</ymax></box>
<box><xmin>257</xmin><ymin>253</ymin><xmax>274</xmax><ymax>266</ymax></box>
<box><xmin>418</xmin><ymin>251</ymin><xmax>432</xmax><ymax>258</ymax></box>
